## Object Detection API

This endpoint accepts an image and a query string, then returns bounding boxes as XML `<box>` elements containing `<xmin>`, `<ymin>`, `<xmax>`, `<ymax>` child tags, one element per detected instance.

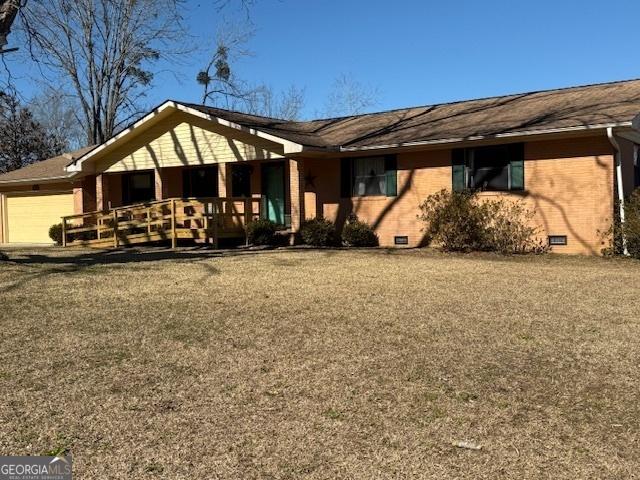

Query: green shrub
<box><xmin>342</xmin><ymin>215</ymin><xmax>378</xmax><ymax>247</ymax></box>
<box><xmin>49</xmin><ymin>223</ymin><xmax>64</xmax><ymax>245</ymax></box>
<box><xmin>271</xmin><ymin>233</ymin><xmax>291</xmax><ymax>247</ymax></box>
<box><xmin>601</xmin><ymin>191</ymin><xmax>640</xmax><ymax>258</ymax></box>
<box><xmin>50</xmin><ymin>223</ymin><xmax>101</xmax><ymax>244</ymax></box>
<box><xmin>300</xmin><ymin>218</ymin><xmax>338</xmax><ymax>247</ymax></box>
<box><xmin>599</xmin><ymin>199</ymin><xmax>624</xmax><ymax>256</ymax></box>
<box><xmin>418</xmin><ymin>189</ymin><xmax>547</xmax><ymax>254</ymax></box>
<box><xmin>247</xmin><ymin>218</ymin><xmax>278</xmax><ymax>246</ymax></box>
<box><xmin>623</xmin><ymin>189</ymin><xmax>640</xmax><ymax>258</ymax></box>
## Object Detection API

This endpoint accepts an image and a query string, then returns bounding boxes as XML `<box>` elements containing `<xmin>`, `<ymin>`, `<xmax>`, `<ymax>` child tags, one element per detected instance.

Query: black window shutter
<box><xmin>452</xmin><ymin>148</ymin><xmax>466</xmax><ymax>191</ymax></box>
<box><xmin>340</xmin><ymin>158</ymin><xmax>352</xmax><ymax>198</ymax></box>
<box><xmin>384</xmin><ymin>155</ymin><xmax>397</xmax><ymax>197</ymax></box>
<box><xmin>508</xmin><ymin>143</ymin><xmax>525</xmax><ymax>191</ymax></box>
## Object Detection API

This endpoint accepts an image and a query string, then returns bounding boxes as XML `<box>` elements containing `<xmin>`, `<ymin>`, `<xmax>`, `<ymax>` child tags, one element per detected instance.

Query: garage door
<box><xmin>5</xmin><ymin>192</ymin><xmax>74</xmax><ymax>244</ymax></box>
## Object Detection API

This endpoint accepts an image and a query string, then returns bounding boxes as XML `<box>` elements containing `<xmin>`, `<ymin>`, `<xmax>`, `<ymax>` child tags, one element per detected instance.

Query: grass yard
<box><xmin>1</xmin><ymin>247</ymin><xmax>639</xmax><ymax>479</ymax></box>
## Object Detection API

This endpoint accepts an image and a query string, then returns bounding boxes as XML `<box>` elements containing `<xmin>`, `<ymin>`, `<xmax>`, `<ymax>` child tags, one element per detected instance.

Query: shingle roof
<box><xmin>3</xmin><ymin>79</ymin><xmax>640</xmax><ymax>184</ymax></box>
<box><xmin>0</xmin><ymin>146</ymin><xmax>94</xmax><ymax>183</ymax></box>
<box><xmin>183</xmin><ymin>78</ymin><xmax>640</xmax><ymax>149</ymax></box>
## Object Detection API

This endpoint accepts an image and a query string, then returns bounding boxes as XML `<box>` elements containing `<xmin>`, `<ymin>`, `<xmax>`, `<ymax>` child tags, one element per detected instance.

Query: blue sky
<box><xmin>7</xmin><ymin>0</ymin><xmax>640</xmax><ymax>119</ymax></box>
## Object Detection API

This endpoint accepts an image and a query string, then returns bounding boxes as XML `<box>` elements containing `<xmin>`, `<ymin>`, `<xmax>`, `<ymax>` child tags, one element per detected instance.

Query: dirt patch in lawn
<box><xmin>1</xmin><ymin>248</ymin><xmax>639</xmax><ymax>479</ymax></box>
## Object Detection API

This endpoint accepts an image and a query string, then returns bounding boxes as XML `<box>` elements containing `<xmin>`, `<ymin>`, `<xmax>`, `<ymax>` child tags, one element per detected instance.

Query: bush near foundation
<box><xmin>623</xmin><ymin>189</ymin><xmax>640</xmax><ymax>258</ymax></box>
<box><xmin>300</xmin><ymin>218</ymin><xmax>338</xmax><ymax>247</ymax></box>
<box><xmin>341</xmin><ymin>215</ymin><xmax>379</xmax><ymax>247</ymax></box>
<box><xmin>49</xmin><ymin>223</ymin><xmax>64</xmax><ymax>245</ymax></box>
<box><xmin>247</xmin><ymin>219</ymin><xmax>278</xmax><ymax>246</ymax></box>
<box><xmin>418</xmin><ymin>189</ymin><xmax>547</xmax><ymax>254</ymax></box>
<box><xmin>601</xmin><ymin>191</ymin><xmax>640</xmax><ymax>258</ymax></box>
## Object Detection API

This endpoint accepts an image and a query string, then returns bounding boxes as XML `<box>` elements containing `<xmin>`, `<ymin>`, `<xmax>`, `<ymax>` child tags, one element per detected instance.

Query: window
<box><xmin>183</xmin><ymin>166</ymin><xmax>218</xmax><ymax>198</ymax></box>
<box><xmin>122</xmin><ymin>171</ymin><xmax>155</xmax><ymax>204</ymax></box>
<box><xmin>231</xmin><ymin>164</ymin><xmax>252</xmax><ymax>197</ymax></box>
<box><xmin>341</xmin><ymin>156</ymin><xmax>397</xmax><ymax>197</ymax></box>
<box><xmin>353</xmin><ymin>156</ymin><xmax>386</xmax><ymax>196</ymax></box>
<box><xmin>453</xmin><ymin>143</ymin><xmax>524</xmax><ymax>192</ymax></box>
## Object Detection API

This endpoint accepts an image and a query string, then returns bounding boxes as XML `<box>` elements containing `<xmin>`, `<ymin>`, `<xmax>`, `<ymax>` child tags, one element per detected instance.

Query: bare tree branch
<box><xmin>29</xmin><ymin>86</ymin><xmax>84</xmax><ymax>150</ymax></box>
<box><xmin>246</xmin><ymin>84</ymin><xmax>305</xmax><ymax>120</ymax></box>
<box><xmin>322</xmin><ymin>73</ymin><xmax>380</xmax><ymax>118</ymax></box>
<box><xmin>19</xmin><ymin>0</ymin><xmax>187</xmax><ymax>145</ymax></box>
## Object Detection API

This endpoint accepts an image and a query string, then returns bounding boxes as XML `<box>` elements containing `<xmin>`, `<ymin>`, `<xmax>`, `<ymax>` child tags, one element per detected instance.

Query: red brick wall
<box><xmin>300</xmin><ymin>135</ymin><xmax>615</xmax><ymax>255</ymax></box>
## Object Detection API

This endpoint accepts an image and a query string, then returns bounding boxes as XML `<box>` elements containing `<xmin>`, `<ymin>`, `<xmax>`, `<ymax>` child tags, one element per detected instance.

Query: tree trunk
<box><xmin>0</xmin><ymin>0</ymin><xmax>19</xmax><ymax>48</ymax></box>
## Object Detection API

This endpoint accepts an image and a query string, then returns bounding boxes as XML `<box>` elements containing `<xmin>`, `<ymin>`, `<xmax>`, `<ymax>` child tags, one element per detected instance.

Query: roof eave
<box><xmin>0</xmin><ymin>173</ymin><xmax>78</xmax><ymax>186</ymax></box>
<box><xmin>338</xmin><ymin>121</ymin><xmax>634</xmax><ymax>153</ymax></box>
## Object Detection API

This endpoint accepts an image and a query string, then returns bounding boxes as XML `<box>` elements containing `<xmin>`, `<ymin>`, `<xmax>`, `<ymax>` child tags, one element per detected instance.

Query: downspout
<box><xmin>607</xmin><ymin>127</ymin><xmax>628</xmax><ymax>255</ymax></box>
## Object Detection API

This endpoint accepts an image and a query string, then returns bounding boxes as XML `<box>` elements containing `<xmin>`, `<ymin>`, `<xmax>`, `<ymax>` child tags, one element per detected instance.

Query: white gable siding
<box><xmin>98</xmin><ymin>114</ymin><xmax>284</xmax><ymax>173</ymax></box>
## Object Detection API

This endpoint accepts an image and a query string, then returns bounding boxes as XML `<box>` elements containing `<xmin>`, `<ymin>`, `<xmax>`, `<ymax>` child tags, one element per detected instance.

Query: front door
<box><xmin>262</xmin><ymin>162</ymin><xmax>285</xmax><ymax>225</ymax></box>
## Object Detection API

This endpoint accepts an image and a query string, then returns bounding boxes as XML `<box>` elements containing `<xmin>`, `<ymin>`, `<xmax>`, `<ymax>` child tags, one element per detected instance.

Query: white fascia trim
<box><xmin>65</xmin><ymin>102</ymin><xmax>176</xmax><ymax>173</ymax></box>
<box><xmin>65</xmin><ymin>101</ymin><xmax>305</xmax><ymax>173</ymax></box>
<box><xmin>174</xmin><ymin>103</ymin><xmax>305</xmax><ymax>155</ymax></box>
<box><xmin>339</xmin><ymin>121</ymin><xmax>633</xmax><ymax>152</ymax></box>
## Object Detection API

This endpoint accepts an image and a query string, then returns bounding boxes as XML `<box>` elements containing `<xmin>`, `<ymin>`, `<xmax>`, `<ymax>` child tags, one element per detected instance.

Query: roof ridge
<box><xmin>175</xmin><ymin>101</ymin><xmax>291</xmax><ymax>123</ymax></box>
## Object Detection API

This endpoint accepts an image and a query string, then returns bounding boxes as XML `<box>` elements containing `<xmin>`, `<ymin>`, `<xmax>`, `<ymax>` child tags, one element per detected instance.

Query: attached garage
<box><xmin>3</xmin><ymin>192</ymin><xmax>75</xmax><ymax>244</ymax></box>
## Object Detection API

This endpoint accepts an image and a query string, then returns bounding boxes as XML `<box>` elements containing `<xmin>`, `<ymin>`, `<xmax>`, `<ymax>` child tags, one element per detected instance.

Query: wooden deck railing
<box><xmin>61</xmin><ymin>197</ymin><xmax>262</xmax><ymax>248</ymax></box>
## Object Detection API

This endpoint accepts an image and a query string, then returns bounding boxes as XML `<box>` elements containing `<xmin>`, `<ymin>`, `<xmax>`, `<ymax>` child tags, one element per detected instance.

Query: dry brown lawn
<box><xmin>0</xmin><ymin>247</ymin><xmax>639</xmax><ymax>479</ymax></box>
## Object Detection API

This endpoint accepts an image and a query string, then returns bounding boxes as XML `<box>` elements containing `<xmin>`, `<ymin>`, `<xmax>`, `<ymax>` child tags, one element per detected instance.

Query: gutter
<box><xmin>607</xmin><ymin>127</ymin><xmax>628</xmax><ymax>255</ymax></box>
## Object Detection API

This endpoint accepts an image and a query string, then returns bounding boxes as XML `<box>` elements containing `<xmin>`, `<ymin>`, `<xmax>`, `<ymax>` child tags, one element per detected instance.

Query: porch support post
<box><xmin>154</xmin><ymin>168</ymin><xmax>167</xmax><ymax>200</ymax></box>
<box><xmin>72</xmin><ymin>176</ymin><xmax>97</xmax><ymax>215</ymax></box>
<box><xmin>289</xmin><ymin>158</ymin><xmax>305</xmax><ymax>234</ymax></box>
<box><xmin>72</xmin><ymin>181</ymin><xmax>85</xmax><ymax>215</ymax></box>
<box><xmin>96</xmin><ymin>174</ymin><xmax>110</xmax><ymax>211</ymax></box>
<box><xmin>217</xmin><ymin>163</ymin><xmax>232</xmax><ymax>198</ymax></box>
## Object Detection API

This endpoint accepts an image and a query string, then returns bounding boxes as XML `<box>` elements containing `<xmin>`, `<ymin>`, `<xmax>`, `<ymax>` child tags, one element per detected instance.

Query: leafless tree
<box><xmin>322</xmin><ymin>73</ymin><xmax>380</xmax><ymax>117</ymax></box>
<box><xmin>214</xmin><ymin>0</ymin><xmax>257</xmax><ymax>18</ymax></box>
<box><xmin>197</xmin><ymin>23</ymin><xmax>256</xmax><ymax>108</ymax></box>
<box><xmin>0</xmin><ymin>0</ymin><xmax>20</xmax><ymax>53</ymax></box>
<box><xmin>247</xmin><ymin>85</ymin><xmax>305</xmax><ymax>120</ymax></box>
<box><xmin>29</xmin><ymin>87</ymin><xmax>85</xmax><ymax>150</ymax></box>
<box><xmin>19</xmin><ymin>0</ymin><xmax>187</xmax><ymax>145</ymax></box>
<box><xmin>198</xmin><ymin>23</ymin><xmax>305</xmax><ymax>120</ymax></box>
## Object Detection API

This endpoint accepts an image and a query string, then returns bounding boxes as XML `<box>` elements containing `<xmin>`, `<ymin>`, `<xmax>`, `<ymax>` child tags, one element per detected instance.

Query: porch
<box><xmin>82</xmin><ymin>160</ymin><xmax>298</xmax><ymax>228</ymax></box>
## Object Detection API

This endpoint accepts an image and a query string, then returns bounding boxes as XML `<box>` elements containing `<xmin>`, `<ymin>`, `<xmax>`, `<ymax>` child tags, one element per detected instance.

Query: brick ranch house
<box><xmin>1</xmin><ymin>78</ymin><xmax>640</xmax><ymax>254</ymax></box>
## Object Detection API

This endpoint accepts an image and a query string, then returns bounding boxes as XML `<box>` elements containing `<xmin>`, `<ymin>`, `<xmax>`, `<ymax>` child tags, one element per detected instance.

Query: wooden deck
<box><xmin>61</xmin><ymin>197</ymin><xmax>261</xmax><ymax>248</ymax></box>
